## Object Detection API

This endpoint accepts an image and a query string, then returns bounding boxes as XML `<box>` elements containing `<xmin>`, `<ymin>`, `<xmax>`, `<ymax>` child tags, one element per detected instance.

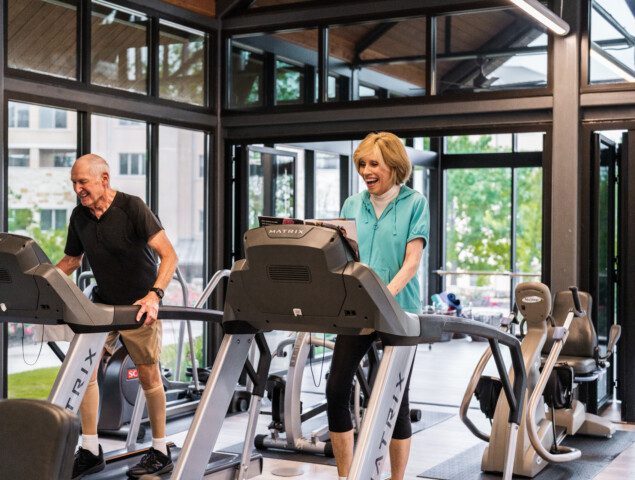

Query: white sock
<box><xmin>152</xmin><ymin>437</ymin><xmax>168</xmax><ymax>455</ymax></box>
<box><xmin>82</xmin><ymin>434</ymin><xmax>100</xmax><ymax>456</ymax></box>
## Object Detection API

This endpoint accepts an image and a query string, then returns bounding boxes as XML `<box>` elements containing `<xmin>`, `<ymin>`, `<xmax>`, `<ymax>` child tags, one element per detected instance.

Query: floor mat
<box><xmin>229</xmin><ymin>409</ymin><xmax>455</xmax><ymax>467</ymax></box>
<box><xmin>418</xmin><ymin>430</ymin><xmax>635</xmax><ymax>480</ymax></box>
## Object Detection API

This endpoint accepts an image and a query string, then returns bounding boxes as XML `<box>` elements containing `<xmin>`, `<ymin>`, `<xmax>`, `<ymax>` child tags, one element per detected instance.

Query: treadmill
<box><xmin>162</xmin><ymin>224</ymin><xmax>527</xmax><ymax>480</ymax></box>
<box><xmin>0</xmin><ymin>232</ymin><xmax>264</xmax><ymax>479</ymax></box>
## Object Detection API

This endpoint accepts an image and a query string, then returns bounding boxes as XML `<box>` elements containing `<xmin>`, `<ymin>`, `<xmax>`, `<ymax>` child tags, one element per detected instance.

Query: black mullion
<box><xmin>428</xmin><ymin>137</ymin><xmax>443</xmax><ymax>297</ymax></box>
<box><xmin>339</xmin><ymin>154</ymin><xmax>350</xmax><ymax>210</ymax></box>
<box><xmin>236</xmin><ymin>145</ymin><xmax>249</xmax><ymax>260</ymax></box>
<box><xmin>304</xmin><ymin>150</ymin><xmax>315</xmax><ymax>218</ymax></box>
<box><xmin>318</xmin><ymin>26</ymin><xmax>329</xmax><ymax>103</ymax></box>
<box><xmin>78</xmin><ymin>111</ymin><xmax>90</xmax><ymax>156</ymax></box>
<box><xmin>147</xmin><ymin>123</ymin><xmax>158</xmax><ymax>212</ymax></box>
<box><xmin>1</xmin><ymin>0</ymin><xmax>6</xmax><ymax>400</ymax></box>
<box><xmin>264</xmin><ymin>52</ymin><xmax>275</xmax><ymax>107</ymax></box>
<box><xmin>426</xmin><ymin>15</ymin><xmax>437</xmax><ymax>96</ymax></box>
<box><xmin>149</xmin><ymin>16</ymin><xmax>159</xmax><ymax>98</ymax></box>
<box><xmin>304</xmin><ymin>64</ymin><xmax>316</xmax><ymax>105</ymax></box>
<box><xmin>510</xmin><ymin>167</ymin><xmax>517</xmax><ymax>310</ymax></box>
<box><xmin>78</xmin><ymin>0</ymin><xmax>90</xmax><ymax>83</ymax></box>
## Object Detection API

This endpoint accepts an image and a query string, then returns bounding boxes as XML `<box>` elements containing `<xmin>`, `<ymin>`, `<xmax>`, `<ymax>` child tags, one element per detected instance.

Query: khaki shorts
<box><xmin>104</xmin><ymin>320</ymin><xmax>163</xmax><ymax>365</ymax></box>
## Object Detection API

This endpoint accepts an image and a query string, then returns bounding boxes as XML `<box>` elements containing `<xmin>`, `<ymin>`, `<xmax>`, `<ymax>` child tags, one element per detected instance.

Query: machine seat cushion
<box><xmin>542</xmin><ymin>355</ymin><xmax>598</xmax><ymax>375</ymax></box>
<box><xmin>0</xmin><ymin>399</ymin><xmax>79</xmax><ymax>479</ymax></box>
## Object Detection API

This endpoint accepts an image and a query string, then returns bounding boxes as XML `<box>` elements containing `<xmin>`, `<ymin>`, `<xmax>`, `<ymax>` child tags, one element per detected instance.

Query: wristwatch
<box><xmin>149</xmin><ymin>287</ymin><xmax>164</xmax><ymax>299</ymax></box>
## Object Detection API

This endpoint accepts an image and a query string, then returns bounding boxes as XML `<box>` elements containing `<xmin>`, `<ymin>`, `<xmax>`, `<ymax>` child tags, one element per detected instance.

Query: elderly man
<box><xmin>56</xmin><ymin>154</ymin><xmax>178</xmax><ymax>479</ymax></box>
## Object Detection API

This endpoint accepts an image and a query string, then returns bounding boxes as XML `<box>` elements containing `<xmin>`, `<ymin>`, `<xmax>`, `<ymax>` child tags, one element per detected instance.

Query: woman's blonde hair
<box><xmin>353</xmin><ymin>132</ymin><xmax>412</xmax><ymax>185</ymax></box>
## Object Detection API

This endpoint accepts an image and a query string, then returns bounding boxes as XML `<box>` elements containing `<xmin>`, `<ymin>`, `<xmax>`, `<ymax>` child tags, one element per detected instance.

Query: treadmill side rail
<box><xmin>171</xmin><ymin>334</ymin><xmax>254</xmax><ymax>479</ymax></box>
<box><xmin>48</xmin><ymin>332</ymin><xmax>108</xmax><ymax>413</ymax></box>
<box><xmin>348</xmin><ymin>345</ymin><xmax>416</xmax><ymax>480</ymax></box>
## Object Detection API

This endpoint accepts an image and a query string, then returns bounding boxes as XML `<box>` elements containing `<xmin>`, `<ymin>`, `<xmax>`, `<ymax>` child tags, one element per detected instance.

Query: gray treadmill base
<box><xmin>417</xmin><ymin>430</ymin><xmax>635</xmax><ymax>480</ymax></box>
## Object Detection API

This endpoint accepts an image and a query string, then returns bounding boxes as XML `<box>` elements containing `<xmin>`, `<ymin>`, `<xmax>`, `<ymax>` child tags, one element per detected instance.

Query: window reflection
<box><xmin>589</xmin><ymin>0</ymin><xmax>635</xmax><ymax>84</ymax></box>
<box><xmin>8</xmin><ymin>0</ymin><xmax>77</xmax><ymax>79</ymax></box>
<box><xmin>159</xmin><ymin>21</ymin><xmax>206</xmax><ymax>105</ymax></box>
<box><xmin>91</xmin><ymin>2</ymin><xmax>148</xmax><ymax>94</ymax></box>
<box><xmin>329</xmin><ymin>18</ymin><xmax>426</xmax><ymax>100</ymax></box>
<box><xmin>276</xmin><ymin>60</ymin><xmax>305</xmax><ymax>104</ymax></box>
<box><xmin>230</xmin><ymin>45</ymin><xmax>265</xmax><ymax>108</ymax></box>
<box><xmin>436</xmin><ymin>8</ymin><xmax>547</xmax><ymax>93</ymax></box>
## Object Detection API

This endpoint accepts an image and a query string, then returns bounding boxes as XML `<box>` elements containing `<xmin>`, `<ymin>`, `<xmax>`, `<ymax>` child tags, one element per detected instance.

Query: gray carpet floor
<box><xmin>418</xmin><ymin>430</ymin><xmax>635</xmax><ymax>480</ymax></box>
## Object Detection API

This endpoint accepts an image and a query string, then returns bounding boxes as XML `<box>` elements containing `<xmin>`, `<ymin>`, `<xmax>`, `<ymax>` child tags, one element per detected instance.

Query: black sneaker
<box><xmin>72</xmin><ymin>445</ymin><xmax>106</xmax><ymax>479</ymax></box>
<box><xmin>127</xmin><ymin>446</ymin><xmax>173</xmax><ymax>479</ymax></box>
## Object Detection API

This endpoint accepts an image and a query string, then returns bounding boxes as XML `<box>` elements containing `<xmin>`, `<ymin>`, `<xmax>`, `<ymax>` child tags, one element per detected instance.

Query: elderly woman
<box><xmin>325</xmin><ymin>132</ymin><xmax>429</xmax><ymax>480</ymax></box>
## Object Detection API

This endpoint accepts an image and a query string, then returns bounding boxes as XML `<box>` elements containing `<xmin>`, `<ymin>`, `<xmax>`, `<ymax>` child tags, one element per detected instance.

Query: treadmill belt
<box><xmin>87</xmin><ymin>448</ymin><xmax>258</xmax><ymax>479</ymax></box>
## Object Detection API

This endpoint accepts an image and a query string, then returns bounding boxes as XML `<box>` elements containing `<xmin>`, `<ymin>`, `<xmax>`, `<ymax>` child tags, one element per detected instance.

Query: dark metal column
<box><xmin>304</xmin><ymin>150</ymin><xmax>315</xmax><ymax>218</ymax></box>
<box><xmin>318</xmin><ymin>27</ymin><xmax>329</xmax><ymax>103</ymax></box>
<box><xmin>428</xmin><ymin>137</ymin><xmax>443</xmax><ymax>297</ymax></box>
<box><xmin>619</xmin><ymin>132</ymin><xmax>635</xmax><ymax>421</ymax></box>
<box><xmin>1</xmin><ymin>0</ymin><xmax>7</xmax><ymax>399</ymax></box>
<box><xmin>550</xmin><ymin>3</ymin><xmax>581</xmax><ymax>292</ymax></box>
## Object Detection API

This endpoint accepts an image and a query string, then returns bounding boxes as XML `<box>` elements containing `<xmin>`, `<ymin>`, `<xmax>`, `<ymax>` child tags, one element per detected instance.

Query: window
<box><xmin>40</xmin><ymin>209</ymin><xmax>67</xmax><ymax>231</ymax></box>
<box><xmin>39</xmin><ymin>108</ymin><xmax>68</xmax><ymax>129</ymax></box>
<box><xmin>119</xmin><ymin>153</ymin><xmax>146</xmax><ymax>175</ymax></box>
<box><xmin>8</xmin><ymin>149</ymin><xmax>29</xmax><ymax>167</ymax></box>
<box><xmin>436</xmin><ymin>8</ymin><xmax>548</xmax><ymax>93</ymax></box>
<box><xmin>7</xmin><ymin>0</ymin><xmax>77</xmax><ymax>79</ymax></box>
<box><xmin>589</xmin><ymin>0</ymin><xmax>635</xmax><ymax>84</ymax></box>
<box><xmin>39</xmin><ymin>149</ymin><xmax>76</xmax><ymax>167</ymax></box>
<box><xmin>314</xmin><ymin>151</ymin><xmax>340</xmax><ymax>218</ymax></box>
<box><xmin>92</xmin><ymin>114</ymin><xmax>147</xmax><ymax>200</ymax></box>
<box><xmin>276</xmin><ymin>60</ymin><xmax>304</xmax><ymax>104</ymax></box>
<box><xmin>159</xmin><ymin>21</ymin><xmax>206</xmax><ymax>106</ymax></box>
<box><xmin>229</xmin><ymin>28</ymin><xmax>319</xmax><ymax>108</ymax></box>
<box><xmin>158</xmin><ymin>125</ymin><xmax>207</xmax><ymax>380</ymax></box>
<box><xmin>359</xmin><ymin>84</ymin><xmax>379</xmax><ymax>98</ymax></box>
<box><xmin>441</xmin><ymin>138</ymin><xmax>543</xmax><ymax>315</ymax></box>
<box><xmin>199</xmin><ymin>154</ymin><xmax>205</xmax><ymax>177</ymax></box>
<box><xmin>7</xmin><ymin>101</ymin><xmax>77</xmax><ymax>399</ymax></box>
<box><xmin>329</xmin><ymin>18</ymin><xmax>426</xmax><ymax>101</ymax></box>
<box><xmin>91</xmin><ymin>2</ymin><xmax>148</xmax><ymax>93</ymax></box>
<box><xmin>229</xmin><ymin>46</ymin><xmax>265</xmax><ymax>108</ymax></box>
<box><xmin>8</xmin><ymin>103</ymin><xmax>29</xmax><ymax>128</ymax></box>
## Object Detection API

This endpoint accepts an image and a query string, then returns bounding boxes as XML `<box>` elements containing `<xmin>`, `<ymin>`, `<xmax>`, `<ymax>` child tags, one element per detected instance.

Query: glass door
<box><xmin>247</xmin><ymin>146</ymin><xmax>297</xmax><ymax>229</ymax></box>
<box><xmin>592</xmin><ymin>133</ymin><xmax>618</xmax><ymax>409</ymax></box>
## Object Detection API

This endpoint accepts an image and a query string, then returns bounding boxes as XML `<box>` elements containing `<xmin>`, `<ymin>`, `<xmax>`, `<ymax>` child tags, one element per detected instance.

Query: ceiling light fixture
<box><xmin>509</xmin><ymin>0</ymin><xmax>570</xmax><ymax>36</ymax></box>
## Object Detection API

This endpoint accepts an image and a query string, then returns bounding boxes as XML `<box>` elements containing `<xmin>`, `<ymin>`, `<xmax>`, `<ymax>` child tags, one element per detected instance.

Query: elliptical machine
<box><xmin>461</xmin><ymin>282</ymin><xmax>621</xmax><ymax>477</ymax></box>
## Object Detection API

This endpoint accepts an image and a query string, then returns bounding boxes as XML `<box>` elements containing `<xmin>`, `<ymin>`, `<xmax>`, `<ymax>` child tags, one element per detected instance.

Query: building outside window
<box><xmin>8</xmin><ymin>149</ymin><xmax>30</xmax><ymax>167</ymax></box>
<box><xmin>9</xmin><ymin>103</ymin><xmax>29</xmax><ymax>128</ymax></box>
<box><xmin>39</xmin><ymin>108</ymin><xmax>68</xmax><ymax>129</ymax></box>
<box><xmin>40</xmin><ymin>209</ymin><xmax>68</xmax><ymax>231</ymax></box>
<box><xmin>119</xmin><ymin>153</ymin><xmax>147</xmax><ymax>175</ymax></box>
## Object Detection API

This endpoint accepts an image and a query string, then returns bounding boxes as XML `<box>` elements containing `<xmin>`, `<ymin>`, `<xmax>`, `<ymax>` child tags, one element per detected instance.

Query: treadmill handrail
<box><xmin>434</xmin><ymin>316</ymin><xmax>526</xmax><ymax>426</ymax></box>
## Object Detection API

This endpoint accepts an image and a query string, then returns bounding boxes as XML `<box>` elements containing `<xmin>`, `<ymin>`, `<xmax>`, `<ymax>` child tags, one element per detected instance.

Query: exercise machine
<box><xmin>161</xmin><ymin>223</ymin><xmax>526</xmax><ymax>480</ymax></box>
<box><xmin>0</xmin><ymin>232</ymin><xmax>265</xmax><ymax>479</ymax></box>
<box><xmin>461</xmin><ymin>282</ymin><xmax>621</xmax><ymax>477</ymax></box>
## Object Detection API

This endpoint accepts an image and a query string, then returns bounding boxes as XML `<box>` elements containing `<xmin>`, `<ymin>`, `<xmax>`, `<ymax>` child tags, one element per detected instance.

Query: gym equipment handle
<box><xmin>569</xmin><ymin>286</ymin><xmax>586</xmax><ymax>317</ymax></box>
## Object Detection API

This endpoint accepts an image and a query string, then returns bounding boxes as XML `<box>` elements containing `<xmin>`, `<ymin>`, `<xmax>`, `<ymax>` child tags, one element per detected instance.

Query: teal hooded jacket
<box><xmin>340</xmin><ymin>185</ymin><xmax>429</xmax><ymax>314</ymax></box>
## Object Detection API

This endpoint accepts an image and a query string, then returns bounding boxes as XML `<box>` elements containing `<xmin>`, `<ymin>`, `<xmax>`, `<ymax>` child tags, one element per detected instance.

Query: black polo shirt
<box><xmin>64</xmin><ymin>191</ymin><xmax>163</xmax><ymax>306</ymax></box>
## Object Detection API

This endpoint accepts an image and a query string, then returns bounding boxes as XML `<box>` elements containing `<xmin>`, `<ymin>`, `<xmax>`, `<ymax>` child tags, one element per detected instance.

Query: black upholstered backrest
<box><xmin>542</xmin><ymin>290</ymin><xmax>597</xmax><ymax>358</ymax></box>
<box><xmin>0</xmin><ymin>399</ymin><xmax>79</xmax><ymax>479</ymax></box>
